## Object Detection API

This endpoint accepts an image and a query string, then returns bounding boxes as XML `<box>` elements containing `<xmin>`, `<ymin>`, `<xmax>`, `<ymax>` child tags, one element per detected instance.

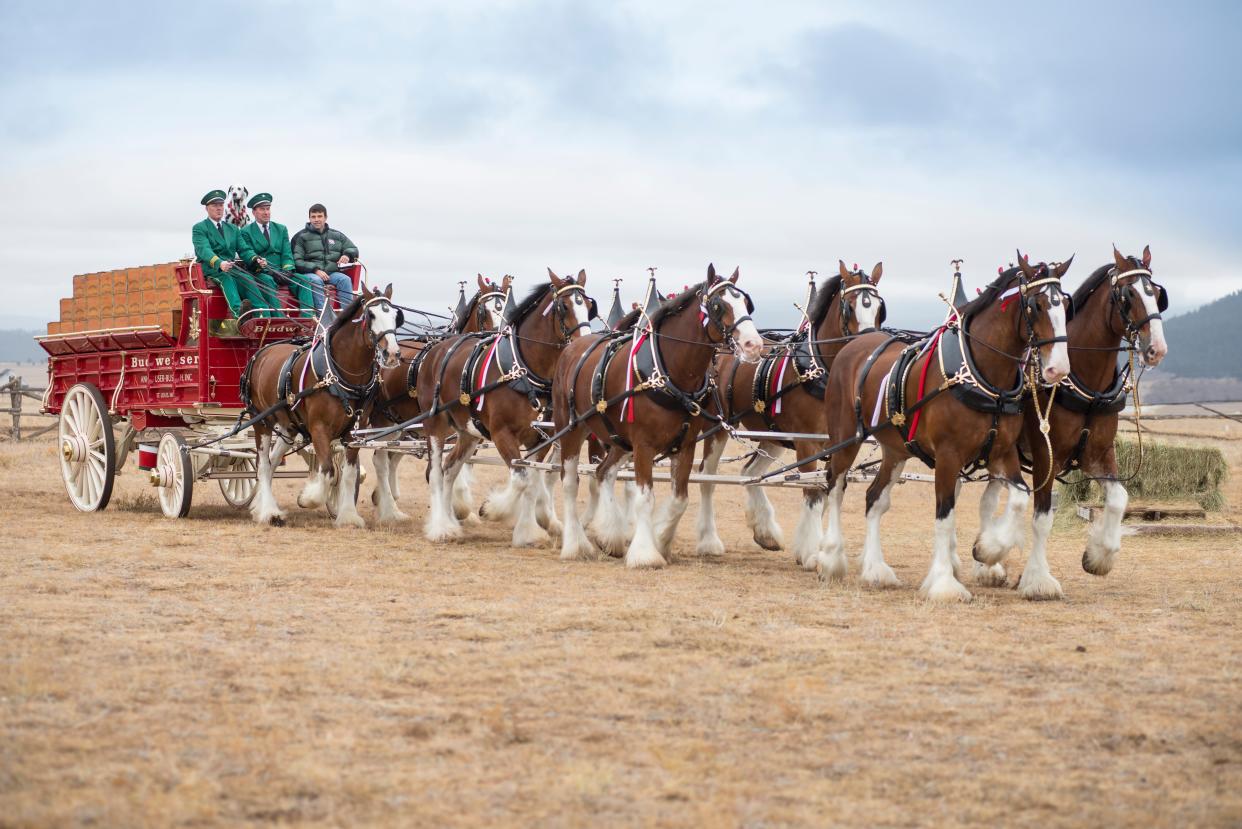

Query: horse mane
<box><xmin>612</xmin><ymin>306</ymin><xmax>643</xmax><ymax>331</ymax></box>
<box><xmin>648</xmin><ymin>281</ymin><xmax>706</xmax><ymax>326</ymax></box>
<box><xmin>511</xmin><ymin>282</ymin><xmax>553</xmax><ymax>324</ymax></box>
<box><xmin>452</xmin><ymin>291</ymin><xmax>479</xmax><ymax>334</ymax></box>
<box><xmin>327</xmin><ymin>292</ymin><xmax>368</xmax><ymax>336</ymax></box>
<box><xmin>1070</xmin><ymin>262</ymin><xmax>1119</xmax><ymax>311</ymax></box>
<box><xmin>957</xmin><ymin>268</ymin><xmax>1021</xmax><ymax>321</ymax></box>
<box><xmin>806</xmin><ymin>275</ymin><xmax>843</xmax><ymax>327</ymax></box>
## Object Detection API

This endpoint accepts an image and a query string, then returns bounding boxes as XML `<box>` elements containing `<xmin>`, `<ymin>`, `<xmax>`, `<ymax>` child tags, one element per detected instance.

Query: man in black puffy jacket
<box><xmin>293</xmin><ymin>203</ymin><xmax>359</xmax><ymax>312</ymax></box>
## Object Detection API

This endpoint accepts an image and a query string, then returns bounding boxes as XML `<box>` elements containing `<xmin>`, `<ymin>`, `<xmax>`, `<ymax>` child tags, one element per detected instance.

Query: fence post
<box><xmin>7</xmin><ymin>376</ymin><xmax>19</xmax><ymax>441</ymax></box>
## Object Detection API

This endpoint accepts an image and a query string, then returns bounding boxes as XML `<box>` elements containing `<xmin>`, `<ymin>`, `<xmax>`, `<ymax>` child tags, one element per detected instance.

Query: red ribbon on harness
<box><xmin>906</xmin><ymin>326</ymin><xmax>944</xmax><ymax>442</ymax></box>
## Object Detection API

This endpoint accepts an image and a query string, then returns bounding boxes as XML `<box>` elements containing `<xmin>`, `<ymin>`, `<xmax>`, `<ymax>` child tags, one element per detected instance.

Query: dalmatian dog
<box><xmin>226</xmin><ymin>184</ymin><xmax>250</xmax><ymax>228</ymax></box>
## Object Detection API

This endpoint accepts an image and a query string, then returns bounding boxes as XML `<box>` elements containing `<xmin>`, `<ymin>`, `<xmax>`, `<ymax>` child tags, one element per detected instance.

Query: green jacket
<box><xmin>240</xmin><ymin>221</ymin><xmax>295</xmax><ymax>273</ymax></box>
<box><xmin>293</xmin><ymin>223</ymin><xmax>358</xmax><ymax>274</ymax></box>
<box><xmin>192</xmin><ymin>218</ymin><xmax>253</xmax><ymax>280</ymax></box>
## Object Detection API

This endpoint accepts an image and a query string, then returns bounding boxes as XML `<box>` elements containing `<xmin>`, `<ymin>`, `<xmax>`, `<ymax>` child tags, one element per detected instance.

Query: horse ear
<box><xmin>547</xmin><ymin>267</ymin><xmax>562</xmax><ymax>285</ymax></box>
<box><xmin>706</xmin><ymin>263</ymin><xmax>717</xmax><ymax>283</ymax></box>
<box><xmin>728</xmin><ymin>267</ymin><xmax>739</xmax><ymax>284</ymax></box>
<box><xmin>1142</xmin><ymin>245</ymin><xmax>1152</xmax><ymax>268</ymax></box>
<box><xmin>477</xmin><ymin>273</ymin><xmax>487</xmax><ymax>290</ymax></box>
<box><xmin>1016</xmin><ymin>250</ymin><xmax>1036</xmax><ymax>279</ymax></box>
<box><xmin>838</xmin><ymin>260</ymin><xmax>850</xmax><ymax>279</ymax></box>
<box><xmin>502</xmin><ymin>274</ymin><xmax>513</xmax><ymax>290</ymax></box>
<box><xmin>871</xmin><ymin>262</ymin><xmax>883</xmax><ymax>284</ymax></box>
<box><xmin>384</xmin><ymin>282</ymin><xmax>393</xmax><ymax>298</ymax></box>
<box><xmin>1054</xmin><ymin>255</ymin><xmax>1074</xmax><ymax>278</ymax></box>
<box><xmin>577</xmin><ymin>269</ymin><xmax>587</xmax><ymax>285</ymax></box>
<box><xmin>1112</xmin><ymin>245</ymin><xmax>1129</xmax><ymax>271</ymax></box>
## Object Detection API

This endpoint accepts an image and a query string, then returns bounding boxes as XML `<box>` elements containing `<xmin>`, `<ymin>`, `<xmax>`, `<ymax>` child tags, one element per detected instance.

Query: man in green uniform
<box><xmin>239</xmin><ymin>192</ymin><xmax>311</xmax><ymax>317</ymax></box>
<box><xmin>190</xmin><ymin>190</ymin><xmax>275</xmax><ymax>318</ymax></box>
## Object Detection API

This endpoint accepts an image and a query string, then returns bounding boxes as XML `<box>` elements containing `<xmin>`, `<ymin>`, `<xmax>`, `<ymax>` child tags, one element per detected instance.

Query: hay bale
<box><xmin>1058</xmin><ymin>437</ymin><xmax>1227</xmax><ymax>511</ymax></box>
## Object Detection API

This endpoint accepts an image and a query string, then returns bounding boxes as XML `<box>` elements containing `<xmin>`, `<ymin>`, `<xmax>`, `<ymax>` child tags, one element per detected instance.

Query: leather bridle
<box><xmin>1108</xmin><ymin>264</ymin><xmax>1166</xmax><ymax>341</ymax></box>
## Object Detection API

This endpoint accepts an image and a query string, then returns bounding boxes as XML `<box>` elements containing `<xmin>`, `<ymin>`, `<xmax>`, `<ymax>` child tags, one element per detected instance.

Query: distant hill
<box><xmin>0</xmin><ymin>330</ymin><xmax>44</xmax><ymax>363</ymax></box>
<box><xmin>1158</xmin><ymin>290</ymin><xmax>1242</xmax><ymax>380</ymax></box>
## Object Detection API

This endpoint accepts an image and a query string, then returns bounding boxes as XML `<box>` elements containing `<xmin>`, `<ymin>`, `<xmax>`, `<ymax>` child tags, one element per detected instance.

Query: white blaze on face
<box><xmin>719</xmin><ymin>286</ymin><xmax>762</xmax><ymax>363</ymax></box>
<box><xmin>485</xmin><ymin>295</ymin><xmax>506</xmax><ymax>329</ymax></box>
<box><xmin>852</xmin><ymin>290</ymin><xmax>881</xmax><ymax>332</ymax></box>
<box><xmin>1135</xmin><ymin>283</ymin><xmax>1168</xmax><ymax>366</ymax></box>
<box><xmin>370</xmin><ymin>300</ymin><xmax>402</xmax><ymax>368</ymax></box>
<box><xmin>564</xmin><ymin>290</ymin><xmax>590</xmax><ymax>337</ymax></box>
<box><xmin>1041</xmin><ymin>287</ymin><xmax>1071</xmax><ymax>384</ymax></box>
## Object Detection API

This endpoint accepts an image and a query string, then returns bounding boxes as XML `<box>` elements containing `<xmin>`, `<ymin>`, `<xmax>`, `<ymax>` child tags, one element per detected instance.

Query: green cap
<box><xmin>200</xmin><ymin>189</ymin><xmax>226</xmax><ymax>205</ymax></box>
<box><xmin>247</xmin><ymin>192</ymin><xmax>273</xmax><ymax>209</ymax></box>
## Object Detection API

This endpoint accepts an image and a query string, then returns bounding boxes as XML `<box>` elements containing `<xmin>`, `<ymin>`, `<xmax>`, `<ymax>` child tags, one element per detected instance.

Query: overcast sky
<box><xmin>2</xmin><ymin>0</ymin><xmax>1238</xmax><ymax>329</ymax></box>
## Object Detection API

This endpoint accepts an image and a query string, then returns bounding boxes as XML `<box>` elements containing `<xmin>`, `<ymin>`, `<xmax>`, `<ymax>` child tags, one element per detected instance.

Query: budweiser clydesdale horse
<box><xmin>815</xmin><ymin>254</ymin><xmax>1072</xmax><ymax>602</ymax></box>
<box><xmin>418</xmin><ymin>269</ymin><xmax>595</xmax><ymax>545</ymax></box>
<box><xmin>366</xmin><ymin>274</ymin><xmax>510</xmax><ymax>523</ymax></box>
<box><xmin>699</xmin><ymin>260</ymin><xmax>886</xmax><ymax>567</ymax></box>
<box><xmin>1011</xmin><ymin>245</ymin><xmax>1168</xmax><ymax>599</ymax></box>
<box><xmin>242</xmin><ymin>284</ymin><xmax>403</xmax><ymax>527</ymax></box>
<box><xmin>553</xmin><ymin>265</ymin><xmax>763</xmax><ymax>568</ymax></box>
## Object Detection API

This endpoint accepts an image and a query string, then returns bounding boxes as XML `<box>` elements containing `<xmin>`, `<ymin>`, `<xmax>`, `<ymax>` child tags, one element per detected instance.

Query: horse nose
<box><xmin>1043</xmin><ymin>364</ymin><xmax>1067</xmax><ymax>384</ymax></box>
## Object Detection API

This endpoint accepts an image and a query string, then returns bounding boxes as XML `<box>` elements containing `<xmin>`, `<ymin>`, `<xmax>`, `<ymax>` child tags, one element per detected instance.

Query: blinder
<box><xmin>588</xmin><ymin>297</ymin><xmax>600</xmax><ymax>320</ymax></box>
<box><xmin>394</xmin><ymin>308</ymin><xmax>405</xmax><ymax>329</ymax></box>
<box><xmin>1154</xmin><ymin>283</ymin><xmax>1168</xmax><ymax>313</ymax></box>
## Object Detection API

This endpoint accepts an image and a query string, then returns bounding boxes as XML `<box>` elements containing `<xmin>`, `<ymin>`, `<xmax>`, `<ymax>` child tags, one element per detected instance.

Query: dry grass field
<box><xmin>1</xmin><ymin>419</ymin><xmax>1241</xmax><ymax>827</ymax></box>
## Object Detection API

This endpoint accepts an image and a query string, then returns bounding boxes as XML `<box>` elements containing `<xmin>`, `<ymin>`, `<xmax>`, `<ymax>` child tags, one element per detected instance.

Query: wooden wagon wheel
<box><xmin>216</xmin><ymin>456</ymin><xmax>257</xmax><ymax>508</ymax></box>
<box><xmin>153</xmin><ymin>431</ymin><xmax>194</xmax><ymax>518</ymax></box>
<box><xmin>58</xmin><ymin>383</ymin><xmax>116</xmax><ymax>512</ymax></box>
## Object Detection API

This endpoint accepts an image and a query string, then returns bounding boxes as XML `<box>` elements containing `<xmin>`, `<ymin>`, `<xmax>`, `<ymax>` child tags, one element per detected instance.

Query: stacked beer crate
<box><xmin>47</xmin><ymin>264</ymin><xmax>182</xmax><ymax>336</ymax></box>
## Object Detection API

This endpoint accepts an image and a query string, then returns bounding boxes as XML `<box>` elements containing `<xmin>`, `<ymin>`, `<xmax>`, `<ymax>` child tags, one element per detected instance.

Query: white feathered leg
<box><xmin>510</xmin><ymin>469</ymin><xmax>548</xmax><ymax>547</ymax></box>
<box><xmin>1083</xmin><ymin>480</ymin><xmax>1128</xmax><ymax>576</ymax></box>
<box><xmin>424</xmin><ymin>437</ymin><xmax>462</xmax><ymax>542</ymax></box>
<box><xmin>373</xmin><ymin>450</ymin><xmax>410</xmax><ymax>523</ymax></box>
<box><xmin>695</xmin><ymin>437</ymin><xmax>727</xmax><ymax>556</ymax></box>
<box><xmin>860</xmin><ymin>462</ymin><xmax>904</xmax><ymax>587</ymax></box>
<box><xmin>1018</xmin><ymin>509</ymin><xmax>1063</xmax><ymax>599</ymax></box>
<box><xmin>814</xmin><ymin>476</ymin><xmax>848</xmax><ymax>579</ymax></box>
<box><xmin>589</xmin><ymin>463</ymin><xmax>632</xmax><ymax>557</ymax></box>
<box><xmin>743</xmin><ymin>445</ymin><xmax>785</xmax><ymax>550</ymax></box>
<box><xmin>920</xmin><ymin>510</ymin><xmax>972</xmax><ymax>603</ymax></box>
<box><xmin>333</xmin><ymin>458</ymin><xmax>365</xmax><ymax>528</ymax></box>
<box><xmin>625</xmin><ymin>485</ymin><xmax>665</xmax><ymax>569</ymax></box>
<box><xmin>250</xmin><ymin>432</ymin><xmax>286</xmax><ymax>526</ymax></box>
<box><xmin>559</xmin><ymin>456</ymin><xmax>596</xmax><ymax>560</ymax></box>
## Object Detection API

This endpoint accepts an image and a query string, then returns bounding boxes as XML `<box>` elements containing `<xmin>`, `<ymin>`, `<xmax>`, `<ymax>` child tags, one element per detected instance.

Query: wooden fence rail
<box><xmin>1</xmin><ymin>372</ymin><xmax>55</xmax><ymax>441</ymax></box>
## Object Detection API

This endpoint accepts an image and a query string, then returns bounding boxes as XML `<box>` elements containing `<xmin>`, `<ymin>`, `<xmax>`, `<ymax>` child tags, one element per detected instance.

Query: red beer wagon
<box><xmin>38</xmin><ymin>260</ymin><xmax>363</xmax><ymax>517</ymax></box>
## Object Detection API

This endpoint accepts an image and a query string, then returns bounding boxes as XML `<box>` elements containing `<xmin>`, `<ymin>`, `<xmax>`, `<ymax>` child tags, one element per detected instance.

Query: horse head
<box><xmin>546</xmin><ymin>268</ymin><xmax>594</xmax><ymax>342</ymax></box>
<box><xmin>1110</xmin><ymin>245</ymin><xmax>1168</xmax><ymax>367</ymax></box>
<box><xmin>837</xmin><ymin>260</ymin><xmax>886</xmax><ymax>334</ymax></box>
<box><xmin>703</xmin><ymin>264</ymin><xmax>763</xmax><ymax>363</ymax></box>
<box><xmin>1016</xmin><ymin>251</ymin><xmax>1073</xmax><ymax>385</ymax></box>
<box><xmin>473</xmin><ymin>273</ymin><xmax>510</xmax><ymax>331</ymax></box>
<box><xmin>358</xmin><ymin>283</ymin><xmax>403</xmax><ymax>370</ymax></box>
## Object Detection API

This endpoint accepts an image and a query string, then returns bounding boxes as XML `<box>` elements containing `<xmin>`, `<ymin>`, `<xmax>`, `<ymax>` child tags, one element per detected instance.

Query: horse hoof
<box><xmin>861</xmin><ymin>564</ymin><xmax>900</xmax><ymax>588</ymax></box>
<box><xmin>754</xmin><ymin>535</ymin><xmax>783</xmax><ymax>552</ymax></box>
<box><xmin>921</xmin><ymin>577</ymin><xmax>972</xmax><ymax>603</ymax></box>
<box><xmin>270</xmin><ymin>516</ymin><xmax>285</xmax><ymax>528</ymax></box>
<box><xmin>696</xmin><ymin>537</ymin><xmax>726</xmax><ymax>557</ymax></box>
<box><xmin>1082</xmin><ymin>547</ymin><xmax>1116</xmax><ymax>577</ymax></box>
<box><xmin>1018</xmin><ymin>573</ymin><xmax>1064</xmax><ymax>600</ymax></box>
<box><xmin>973</xmin><ymin>562</ymin><xmax>1008</xmax><ymax>588</ymax></box>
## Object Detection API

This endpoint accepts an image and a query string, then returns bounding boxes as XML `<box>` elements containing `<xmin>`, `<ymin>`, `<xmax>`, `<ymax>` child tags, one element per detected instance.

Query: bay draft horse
<box><xmin>1011</xmin><ymin>245</ymin><xmax>1168</xmax><ymax>599</ymax></box>
<box><xmin>815</xmin><ymin>255</ymin><xmax>1072</xmax><ymax>602</ymax></box>
<box><xmin>244</xmin><ymin>284</ymin><xmax>403</xmax><ymax>527</ymax></box>
<box><xmin>553</xmin><ymin>265</ymin><xmax>763</xmax><ymax>568</ymax></box>
<box><xmin>418</xmin><ymin>269</ymin><xmax>595</xmax><ymax>545</ymax></box>
<box><xmin>366</xmin><ymin>274</ymin><xmax>511</xmax><ymax>523</ymax></box>
<box><xmin>699</xmin><ymin>260</ymin><xmax>886</xmax><ymax>567</ymax></box>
